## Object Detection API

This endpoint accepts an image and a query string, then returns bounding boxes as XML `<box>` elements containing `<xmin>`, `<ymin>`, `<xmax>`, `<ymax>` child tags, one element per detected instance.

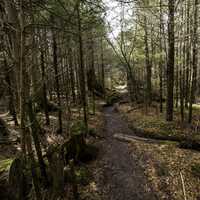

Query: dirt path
<box><xmin>96</xmin><ymin>106</ymin><xmax>158</xmax><ymax>200</ymax></box>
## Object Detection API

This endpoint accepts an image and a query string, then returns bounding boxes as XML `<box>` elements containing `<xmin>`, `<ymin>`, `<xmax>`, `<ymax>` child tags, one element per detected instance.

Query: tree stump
<box><xmin>64</xmin><ymin>133</ymin><xmax>85</xmax><ymax>162</ymax></box>
<box><xmin>8</xmin><ymin>158</ymin><xmax>26</xmax><ymax>200</ymax></box>
<box><xmin>0</xmin><ymin>117</ymin><xmax>9</xmax><ymax>138</ymax></box>
<box><xmin>46</xmin><ymin>145</ymin><xmax>64</xmax><ymax>199</ymax></box>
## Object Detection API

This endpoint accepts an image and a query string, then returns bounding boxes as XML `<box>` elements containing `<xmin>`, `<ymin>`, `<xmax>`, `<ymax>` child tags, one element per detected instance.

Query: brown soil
<box><xmin>94</xmin><ymin>106</ymin><xmax>159</xmax><ymax>200</ymax></box>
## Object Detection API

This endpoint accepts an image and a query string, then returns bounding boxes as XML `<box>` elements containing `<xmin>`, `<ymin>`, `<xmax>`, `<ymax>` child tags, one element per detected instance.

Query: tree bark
<box><xmin>166</xmin><ymin>0</ymin><xmax>175</xmax><ymax>121</ymax></box>
<box><xmin>40</xmin><ymin>49</ymin><xmax>50</xmax><ymax>125</ymax></box>
<box><xmin>4</xmin><ymin>59</ymin><xmax>18</xmax><ymax>125</ymax></box>
<box><xmin>52</xmin><ymin>31</ymin><xmax>63</xmax><ymax>134</ymax></box>
<box><xmin>159</xmin><ymin>0</ymin><xmax>163</xmax><ymax>113</ymax></box>
<box><xmin>188</xmin><ymin>0</ymin><xmax>198</xmax><ymax>123</ymax></box>
<box><xmin>144</xmin><ymin>16</ymin><xmax>152</xmax><ymax>106</ymax></box>
<box><xmin>77</xmin><ymin>4</ymin><xmax>88</xmax><ymax>134</ymax></box>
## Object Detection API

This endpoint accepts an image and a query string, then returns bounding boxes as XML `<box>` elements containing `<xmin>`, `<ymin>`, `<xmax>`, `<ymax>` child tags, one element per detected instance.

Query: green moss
<box><xmin>75</xmin><ymin>166</ymin><xmax>90</xmax><ymax>185</ymax></box>
<box><xmin>191</xmin><ymin>163</ymin><xmax>200</xmax><ymax>178</ymax></box>
<box><xmin>0</xmin><ymin>159</ymin><xmax>13</xmax><ymax>172</ymax></box>
<box><xmin>88</xmin><ymin>128</ymin><xmax>97</xmax><ymax>137</ymax></box>
<box><xmin>65</xmin><ymin>165</ymin><xmax>91</xmax><ymax>186</ymax></box>
<box><xmin>71</xmin><ymin>121</ymin><xmax>86</xmax><ymax>136</ymax></box>
<box><xmin>106</xmin><ymin>92</ymin><xmax>120</xmax><ymax>106</ymax></box>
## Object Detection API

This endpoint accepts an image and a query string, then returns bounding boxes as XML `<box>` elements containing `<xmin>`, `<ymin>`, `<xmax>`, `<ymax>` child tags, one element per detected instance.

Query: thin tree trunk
<box><xmin>4</xmin><ymin>59</ymin><xmax>19</xmax><ymax>125</ymax></box>
<box><xmin>52</xmin><ymin>31</ymin><xmax>63</xmax><ymax>134</ymax></box>
<box><xmin>26</xmin><ymin>129</ymin><xmax>42</xmax><ymax>200</ymax></box>
<box><xmin>77</xmin><ymin>4</ymin><xmax>88</xmax><ymax>134</ymax></box>
<box><xmin>185</xmin><ymin>0</ymin><xmax>191</xmax><ymax>108</ymax></box>
<box><xmin>19</xmin><ymin>1</ymin><xmax>42</xmax><ymax>198</ymax></box>
<box><xmin>166</xmin><ymin>0</ymin><xmax>175</xmax><ymax>121</ymax></box>
<box><xmin>101</xmin><ymin>37</ymin><xmax>105</xmax><ymax>94</ymax></box>
<box><xmin>159</xmin><ymin>0</ymin><xmax>163</xmax><ymax>113</ymax></box>
<box><xmin>68</xmin><ymin>46</ymin><xmax>76</xmax><ymax>103</ymax></box>
<box><xmin>144</xmin><ymin>16</ymin><xmax>152</xmax><ymax>106</ymax></box>
<box><xmin>40</xmin><ymin>49</ymin><xmax>50</xmax><ymax>126</ymax></box>
<box><xmin>188</xmin><ymin>0</ymin><xmax>198</xmax><ymax>123</ymax></box>
<box><xmin>19</xmin><ymin>0</ymin><xmax>26</xmax><ymax>157</ymax></box>
<box><xmin>180</xmin><ymin>70</ymin><xmax>185</xmax><ymax>122</ymax></box>
<box><xmin>27</xmin><ymin>100</ymin><xmax>48</xmax><ymax>185</ymax></box>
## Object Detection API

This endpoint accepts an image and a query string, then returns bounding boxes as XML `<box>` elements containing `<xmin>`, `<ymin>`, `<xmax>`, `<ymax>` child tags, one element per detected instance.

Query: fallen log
<box><xmin>128</xmin><ymin>124</ymin><xmax>184</xmax><ymax>142</ymax></box>
<box><xmin>113</xmin><ymin>133</ymin><xmax>159</xmax><ymax>144</ymax></box>
<box><xmin>0</xmin><ymin>138</ymin><xmax>19</xmax><ymax>145</ymax></box>
<box><xmin>179</xmin><ymin>139</ymin><xmax>200</xmax><ymax>151</ymax></box>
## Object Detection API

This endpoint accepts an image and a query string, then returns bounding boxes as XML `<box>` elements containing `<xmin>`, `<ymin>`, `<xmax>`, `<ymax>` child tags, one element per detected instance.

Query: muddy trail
<box><xmin>96</xmin><ymin>106</ymin><xmax>159</xmax><ymax>200</ymax></box>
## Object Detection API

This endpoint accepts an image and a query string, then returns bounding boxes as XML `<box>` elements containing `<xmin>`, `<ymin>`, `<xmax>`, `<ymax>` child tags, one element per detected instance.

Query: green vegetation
<box><xmin>106</xmin><ymin>91</ymin><xmax>120</xmax><ymax>106</ymax></box>
<box><xmin>0</xmin><ymin>159</ymin><xmax>13</xmax><ymax>172</ymax></box>
<box><xmin>191</xmin><ymin>163</ymin><xmax>200</xmax><ymax>178</ymax></box>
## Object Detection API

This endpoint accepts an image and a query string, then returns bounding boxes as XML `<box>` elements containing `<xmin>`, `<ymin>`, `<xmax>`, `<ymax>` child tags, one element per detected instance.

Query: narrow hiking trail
<box><xmin>96</xmin><ymin>106</ymin><xmax>159</xmax><ymax>200</ymax></box>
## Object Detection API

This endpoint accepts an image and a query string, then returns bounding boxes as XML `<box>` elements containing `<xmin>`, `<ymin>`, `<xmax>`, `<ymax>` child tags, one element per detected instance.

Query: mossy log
<box><xmin>179</xmin><ymin>139</ymin><xmax>200</xmax><ymax>151</ymax></box>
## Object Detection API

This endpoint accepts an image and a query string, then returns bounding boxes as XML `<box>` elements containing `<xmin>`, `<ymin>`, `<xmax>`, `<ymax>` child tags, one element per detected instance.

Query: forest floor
<box><xmin>1</xmin><ymin>101</ymin><xmax>200</xmax><ymax>199</ymax></box>
<box><xmin>89</xmin><ymin>105</ymin><xmax>159</xmax><ymax>200</ymax></box>
<box><xmin>83</xmin><ymin>102</ymin><xmax>200</xmax><ymax>200</ymax></box>
<box><xmin>114</xmin><ymin>102</ymin><xmax>200</xmax><ymax>200</ymax></box>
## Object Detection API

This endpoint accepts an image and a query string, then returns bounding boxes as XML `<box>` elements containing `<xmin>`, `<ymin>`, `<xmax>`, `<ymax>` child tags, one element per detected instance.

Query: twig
<box><xmin>180</xmin><ymin>172</ymin><xmax>187</xmax><ymax>200</ymax></box>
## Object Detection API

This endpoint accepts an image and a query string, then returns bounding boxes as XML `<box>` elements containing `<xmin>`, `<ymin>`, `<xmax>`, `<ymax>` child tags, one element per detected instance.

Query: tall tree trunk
<box><xmin>101</xmin><ymin>37</ymin><xmax>105</xmax><ymax>94</ymax></box>
<box><xmin>19</xmin><ymin>0</ymin><xmax>27</xmax><ymax>157</ymax></box>
<box><xmin>27</xmin><ymin>100</ymin><xmax>48</xmax><ymax>185</ymax></box>
<box><xmin>52</xmin><ymin>32</ymin><xmax>63</xmax><ymax>134</ymax></box>
<box><xmin>4</xmin><ymin>59</ymin><xmax>19</xmax><ymax>125</ymax></box>
<box><xmin>185</xmin><ymin>0</ymin><xmax>191</xmax><ymax>108</ymax></box>
<box><xmin>144</xmin><ymin>16</ymin><xmax>152</xmax><ymax>106</ymax></box>
<box><xmin>159</xmin><ymin>0</ymin><xmax>163</xmax><ymax>113</ymax></box>
<box><xmin>188</xmin><ymin>0</ymin><xmax>198</xmax><ymax>123</ymax></box>
<box><xmin>40</xmin><ymin>49</ymin><xmax>50</xmax><ymax>125</ymax></box>
<box><xmin>26</xmin><ymin>129</ymin><xmax>42</xmax><ymax>200</ymax></box>
<box><xmin>68</xmin><ymin>46</ymin><xmax>76</xmax><ymax>103</ymax></box>
<box><xmin>77</xmin><ymin>4</ymin><xmax>88</xmax><ymax>134</ymax></box>
<box><xmin>166</xmin><ymin>0</ymin><xmax>175</xmax><ymax>121</ymax></box>
<box><xmin>180</xmin><ymin>70</ymin><xmax>185</xmax><ymax>122</ymax></box>
<box><xmin>88</xmin><ymin>37</ymin><xmax>96</xmax><ymax>115</ymax></box>
<box><xmin>19</xmin><ymin>1</ymin><xmax>42</xmax><ymax>198</ymax></box>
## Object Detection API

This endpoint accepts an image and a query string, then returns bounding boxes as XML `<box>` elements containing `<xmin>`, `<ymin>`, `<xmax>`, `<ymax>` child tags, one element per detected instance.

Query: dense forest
<box><xmin>0</xmin><ymin>0</ymin><xmax>200</xmax><ymax>199</ymax></box>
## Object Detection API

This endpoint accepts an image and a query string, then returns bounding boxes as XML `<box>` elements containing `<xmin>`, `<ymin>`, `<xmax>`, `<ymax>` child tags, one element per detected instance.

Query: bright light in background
<box><xmin>103</xmin><ymin>0</ymin><xmax>134</xmax><ymax>40</ymax></box>
<box><xmin>103</xmin><ymin>0</ymin><xmax>121</xmax><ymax>39</ymax></box>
